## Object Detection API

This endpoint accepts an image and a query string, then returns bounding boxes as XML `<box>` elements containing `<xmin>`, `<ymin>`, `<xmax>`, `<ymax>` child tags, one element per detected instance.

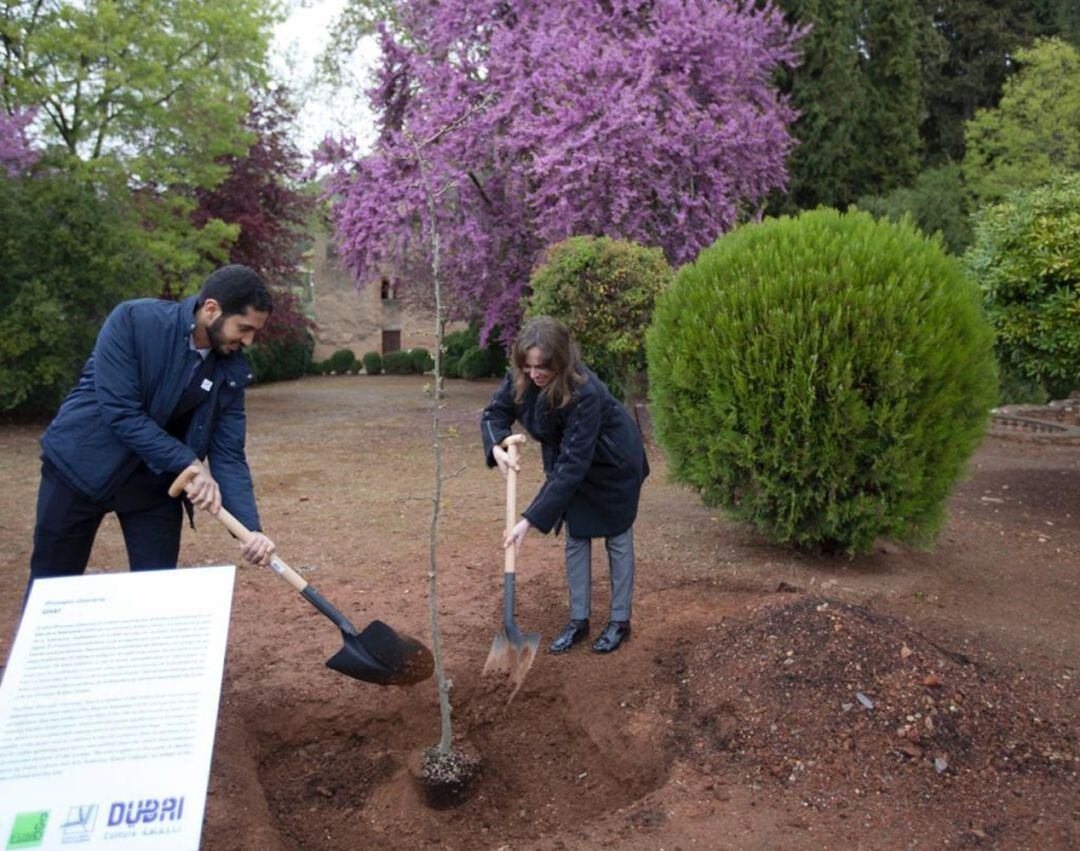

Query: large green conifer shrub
<box><xmin>647</xmin><ymin>209</ymin><xmax>997</xmax><ymax>554</ymax></box>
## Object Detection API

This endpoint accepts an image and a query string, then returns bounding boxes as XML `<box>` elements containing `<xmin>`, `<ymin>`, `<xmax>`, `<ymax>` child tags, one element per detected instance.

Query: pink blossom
<box><xmin>0</xmin><ymin>93</ymin><xmax>38</xmax><ymax>177</ymax></box>
<box><xmin>323</xmin><ymin>0</ymin><xmax>801</xmax><ymax>343</ymax></box>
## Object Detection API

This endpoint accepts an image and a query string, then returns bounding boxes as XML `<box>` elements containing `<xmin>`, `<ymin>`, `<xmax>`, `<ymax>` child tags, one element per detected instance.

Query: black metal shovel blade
<box><xmin>326</xmin><ymin>619</ymin><xmax>435</xmax><ymax>686</ymax></box>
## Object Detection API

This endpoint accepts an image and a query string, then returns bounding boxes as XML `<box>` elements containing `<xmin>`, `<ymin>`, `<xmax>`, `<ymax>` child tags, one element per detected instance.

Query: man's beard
<box><xmin>207</xmin><ymin>314</ymin><xmax>232</xmax><ymax>355</ymax></box>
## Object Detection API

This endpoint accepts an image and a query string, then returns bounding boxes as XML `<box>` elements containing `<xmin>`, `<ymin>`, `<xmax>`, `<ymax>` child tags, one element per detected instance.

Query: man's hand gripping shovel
<box><xmin>482</xmin><ymin>435</ymin><xmax>540</xmax><ymax>702</ymax></box>
<box><xmin>169</xmin><ymin>465</ymin><xmax>434</xmax><ymax>687</ymax></box>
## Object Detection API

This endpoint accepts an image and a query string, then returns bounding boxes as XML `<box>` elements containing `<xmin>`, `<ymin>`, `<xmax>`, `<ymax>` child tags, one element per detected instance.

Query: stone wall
<box><xmin>990</xmin><ymin>397</ymin><xmax>1080</xmax><ymax>440</ymax></box>
<box><xmin>308</xmin><ymin>230</ymin><xmax>440</xmax><ymax>361</ymax></box>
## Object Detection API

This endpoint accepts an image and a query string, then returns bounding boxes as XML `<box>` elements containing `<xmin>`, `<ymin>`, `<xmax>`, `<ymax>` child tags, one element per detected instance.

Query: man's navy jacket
<box><xmin>40</xmin><ymin>295</ymin><xmax>262</xmax><ymax>531</ymax></box>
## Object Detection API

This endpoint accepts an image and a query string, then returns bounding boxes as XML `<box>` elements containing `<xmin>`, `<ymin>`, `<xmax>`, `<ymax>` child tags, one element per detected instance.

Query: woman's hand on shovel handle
<box><xmin>504</xmin><ymin>518</ymin><xmax>531</xmax><ymax>553</ymax></box>
<box><xmin>184</xmin><ymin>465</ymin><xmax>222</xmax><ymax>514</ymax></box>
<box><xmin>241</xmin><ymin>532</ymin><xmax>276</xmax><ymax>568</ymax></box>
<box><xmin>492</xmin><ymin>445</ymin><xmax>520</xmax><ymax>478</ymax></box>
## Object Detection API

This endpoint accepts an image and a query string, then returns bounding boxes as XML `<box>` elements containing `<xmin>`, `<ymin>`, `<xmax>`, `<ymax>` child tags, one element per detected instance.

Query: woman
<box><xmin>481</xmin><ymin>316</ymin><xmax>649</xmax><ymax>654</ymax></box>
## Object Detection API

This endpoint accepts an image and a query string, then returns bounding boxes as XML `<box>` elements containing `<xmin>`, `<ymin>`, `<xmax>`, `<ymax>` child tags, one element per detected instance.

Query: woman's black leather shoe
<box><xmin>591</xmin><ymin>620</ymin><xmax>630</xmax><ymax>653</ymax></box>
<box><xmin>548</xmin><ymin>619</ymin><xmax>589</xmax><ymax>654</ymax></box>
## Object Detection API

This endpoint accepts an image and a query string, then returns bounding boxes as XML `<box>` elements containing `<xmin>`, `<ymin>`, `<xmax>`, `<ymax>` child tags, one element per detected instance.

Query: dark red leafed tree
<box><xmin>194</xmin><ymin>87</ymin><xmax>315</xmax><ymax>342</ymax></box>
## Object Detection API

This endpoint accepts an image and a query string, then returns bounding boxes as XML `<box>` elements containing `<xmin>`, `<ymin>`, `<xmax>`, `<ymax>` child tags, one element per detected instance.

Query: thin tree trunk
<box><xmin>406</xmin><ymin>94</ymin><xmax>493</xmax><ymax>756</ymax></box>
<box><xmin>412</xmin><ymin>137</ymin><xmax>454</xmax><ymax>754</ymax></box>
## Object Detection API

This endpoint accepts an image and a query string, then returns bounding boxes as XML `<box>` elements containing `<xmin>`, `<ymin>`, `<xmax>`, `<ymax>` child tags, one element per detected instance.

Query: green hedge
<box><xmin>442</xmin><ymin>323</ymin><xmax>507</xmax><ymax>379</ymax></box>
<box><xmin>383</xmin><ymin>350</ymin><xmax>414</xmax><ymax>375</ymax></box>
<box><xmin>362</xmin><ymin>350</ymin><xmax>383</xmax><ymax>375</ymax></box>
<box><xmin>246</xmin><ymin>330</ymin><xmax>315</xmax><ymax>383</ymax></box>
<box><xmin>458</xmin><ymin>346</ymin><xmax>490</xmax><ymax>380</ymax></box>
<box><xmin>328</xmin><ymin>348</ymin><xmax>357</xmax><ymax>374</ymax></box>
<box><xmin>647</xmin><ymin>208</ymin><xmax>997</xmax><ymax>554</ymax></box>
<box><xmin>409</xmin><ymin>347</ymin><xmax>434</xmax><ymax>373</ymax></box>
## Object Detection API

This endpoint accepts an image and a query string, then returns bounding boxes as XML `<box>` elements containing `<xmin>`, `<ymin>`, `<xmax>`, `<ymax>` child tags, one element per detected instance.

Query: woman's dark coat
<box><xmin>481</xmin><ymin>368</ymin><xmax>648</xmax><ymax>538</ymax></box>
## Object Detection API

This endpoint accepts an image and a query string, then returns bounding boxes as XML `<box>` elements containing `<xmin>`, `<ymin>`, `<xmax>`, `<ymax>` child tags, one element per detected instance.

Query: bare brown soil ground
<box><xmin>1</xmin><ymin>375</ymin><xmax>1076</xmax><ymax>849</ymax></box>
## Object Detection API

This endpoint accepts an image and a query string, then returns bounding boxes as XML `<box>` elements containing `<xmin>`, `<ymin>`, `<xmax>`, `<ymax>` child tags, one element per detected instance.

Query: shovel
<box><xmin>169</xmin><ymin>466</ymin><xmax>434</xmax><ymax>687</ymax></box>
<box><xmin>482</xmin><ymin>434</ymin><xmax>540</xmax><ymax>702</ymax></box>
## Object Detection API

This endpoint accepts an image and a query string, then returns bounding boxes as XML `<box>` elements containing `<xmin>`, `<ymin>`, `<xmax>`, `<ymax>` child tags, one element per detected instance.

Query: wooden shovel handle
<box><xmin>168</xmin><ymin>465</ymin><xmax>307</xmax><ymax>593</ymax></box>
<box><xmin>501</xmin><ymin>435</ymin><xmax>525</xmax><ymax>575</ymax></box>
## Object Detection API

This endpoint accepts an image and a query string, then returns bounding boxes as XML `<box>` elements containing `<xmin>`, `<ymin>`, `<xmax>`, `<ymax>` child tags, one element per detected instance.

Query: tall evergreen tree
<box><xmin>915</xmin><ymin>1</ymin><xmax>1056</xmax><ymax>164</ymax></box>
<box><xmin>858</xmin><ymin>0</ymin><xmax>923</xmax><ymax>192</ymax></box>
<box><xmin>776</xmin><ymin>0</ymin><xmax>922</xmax><ymax>210</ymax></box>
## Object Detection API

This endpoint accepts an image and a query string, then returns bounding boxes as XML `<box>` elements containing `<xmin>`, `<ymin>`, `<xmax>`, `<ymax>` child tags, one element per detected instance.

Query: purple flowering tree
<box><xmin>320</xmin><ymin>0</ymin><xmax>802</xmax><ymax>343</ymax></box>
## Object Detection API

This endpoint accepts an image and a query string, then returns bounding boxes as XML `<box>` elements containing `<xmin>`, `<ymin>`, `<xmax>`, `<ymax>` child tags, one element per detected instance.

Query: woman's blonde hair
<box><xmin>512</xmin><ymin>316</ymin><xmax>585</xmax><ymax>408</ymax></box>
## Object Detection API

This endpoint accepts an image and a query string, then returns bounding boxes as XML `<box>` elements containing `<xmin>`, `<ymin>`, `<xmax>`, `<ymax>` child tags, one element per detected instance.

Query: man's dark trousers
<box><xmin>29</xmin><ymin>460</ymin><xmax>182</xmax><ymax>584</ymax></box>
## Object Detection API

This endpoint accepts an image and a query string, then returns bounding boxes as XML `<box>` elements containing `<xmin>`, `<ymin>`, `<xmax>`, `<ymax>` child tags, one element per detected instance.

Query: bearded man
<box><xmin>26</xmin><ymin>264</ymin><xmax>276</xmax><ymax>592</ymax></box>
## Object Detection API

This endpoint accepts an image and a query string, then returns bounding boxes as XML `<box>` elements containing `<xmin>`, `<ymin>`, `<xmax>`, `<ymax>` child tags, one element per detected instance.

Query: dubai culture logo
<box><xmin>104</xmin><ymin>797</ymin><xmax>185</xmax><ymax>840</ymax></box>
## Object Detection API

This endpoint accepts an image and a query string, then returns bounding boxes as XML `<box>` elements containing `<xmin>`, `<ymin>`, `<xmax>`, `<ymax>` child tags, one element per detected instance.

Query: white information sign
<box><xmin>0</xmin><ymin>566</ymin><xmax>236</xmax><ymax>851</ymax></box>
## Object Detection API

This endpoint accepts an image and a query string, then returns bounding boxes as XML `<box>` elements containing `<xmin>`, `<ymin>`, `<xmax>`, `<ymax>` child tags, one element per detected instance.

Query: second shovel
<box><xmin>482</xmin><ymin>434</ymin><xmax>540</xmax><ymax>702</ymax></box>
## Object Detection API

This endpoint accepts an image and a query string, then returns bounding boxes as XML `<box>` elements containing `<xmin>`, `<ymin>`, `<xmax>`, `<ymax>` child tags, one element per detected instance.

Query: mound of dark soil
<box><xmin>678</xmin><ymin>595</ymin><xmax>1077</xmax><ymax>842</ymax></box>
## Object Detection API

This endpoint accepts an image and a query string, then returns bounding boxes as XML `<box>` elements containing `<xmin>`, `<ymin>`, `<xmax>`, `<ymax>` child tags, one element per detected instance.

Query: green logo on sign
<box><xmin>6</xmin><ymin>812</ymin><xmax>48</xmax><ymax>849</ymax></box>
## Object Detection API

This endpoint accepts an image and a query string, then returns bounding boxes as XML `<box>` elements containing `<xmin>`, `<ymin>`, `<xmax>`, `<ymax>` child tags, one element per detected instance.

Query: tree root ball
<box><xmin>410</xmin><ymin>744</ymin><xmax>481</xmax><ymax>809</ymax></box>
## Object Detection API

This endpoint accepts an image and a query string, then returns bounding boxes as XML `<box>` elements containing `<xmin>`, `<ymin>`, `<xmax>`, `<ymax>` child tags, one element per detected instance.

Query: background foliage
<box><xmin>855</xmin><ymin>164</ymin><xmax>973</xmax><ymax>255</ymax></box>
<box><xmin>4</xmin><ymin>0</ymin><xmax>1080</xmax><ymax>428</ymax></box>
<box><xmin>1</xmin><ymin>0</ymin><xmax>277</xmax><ymax>293</ymax></box>
<box><xmin>0</xmin><ymin>93</ymin><xmax>36</xmax><ymax>175</ymax></box>
<box><xmin>442</xmin><ymin>323</ymin><xmax>507</xmax><ymax>380</ymax></box>
<box><xmin>774</xmin><ymin>0</ymin><xmax>923</xmax><ymax>211</ymax></box>
<box><xmin>963</xmin><ymin>174</ymin><xmax>1080</xmax><ymax>400</ymax></box>
<box><xmin>913</xmin><ymin>0</ymin><xmax>1064</xmax><ymax>165</ymax></box>
<box><xmin>0</xmin><ymin>172</ymin><xmax>156</xmax><ymax>412</ymax></box>
<box><xmin>963</xmin><ymin>38</ymin><xmax>1080</xmax><ymax>205</ymax></box>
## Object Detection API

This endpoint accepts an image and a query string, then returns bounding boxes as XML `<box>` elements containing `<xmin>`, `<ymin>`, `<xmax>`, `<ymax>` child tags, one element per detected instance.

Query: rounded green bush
<box><xmin>526</xmin><ymin>235</ymin><xmax>672</xmax><ymax>398</ymax></box>
<box><xmin>442</xmin><ymin>327</ymin><xmax>471</xmax><ymax>377</ymax></box>
<box><xmin>441</xmin><ymin>322</ymin><xmax>506</xmax><ymax>379</ymax></box>
<box><xmin>328</xmin><ymin>348</ymin><xmax>357</xmax><ymax>374</ymax></box>
<box><xmin>362</xmin><ymin>350</ymin><xmax>383</xmax><ymax>376</ymax></box>
<box><xmin>443</xmin><ymin>325</ymin><xmax>477</xmax><ymax>369</ymax></box>
<box><xmin>383</xmin><ymin>350</ymin><xmax>414</xmax><ymax>375</ymax></box>
<box><xmin>963</xmin><ymin>174</ymin><xmax>1080</xmax><ymax>400</ymax></box>
<box><xmin>409</xmin><ymin>347</ymin><xmax>435</xmax><ymax>374</ymax></box>
<box><xmin>647</xmin><ymin>208</ymin><xmax>997</xmax><ymax>554</ymax></box>
<box><xmin>246</xmin><ymin>330</ymin><xmax>315</xmax><ymax>384</ymax></box>
<box><xmin>458</xmin><ymin>346</ymin><xmax>490</xmax><ymax>380</ymax></box>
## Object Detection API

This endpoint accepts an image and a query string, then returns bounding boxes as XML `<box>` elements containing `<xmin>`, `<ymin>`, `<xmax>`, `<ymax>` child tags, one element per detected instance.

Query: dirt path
<box><xmin>1</xmin><ymin>376</ymin><xmax>1076</xmax><ymax>849</ymax></box>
